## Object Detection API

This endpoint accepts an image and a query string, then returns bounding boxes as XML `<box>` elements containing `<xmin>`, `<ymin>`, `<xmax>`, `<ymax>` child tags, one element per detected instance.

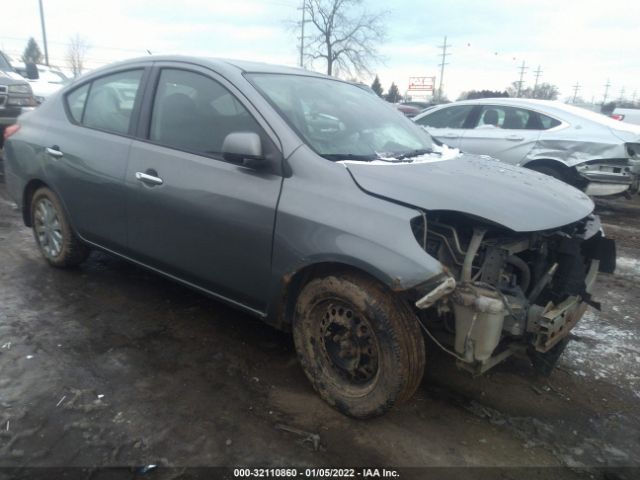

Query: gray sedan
<box><xmin>413</xmin><ymin>98</ymin><xmax>640</xmax><ymax>196</ymax></box>
<box><xmin>3</xmin><ymin>56</ymin><xmax>615</xmax><ymax>417</ymax></box>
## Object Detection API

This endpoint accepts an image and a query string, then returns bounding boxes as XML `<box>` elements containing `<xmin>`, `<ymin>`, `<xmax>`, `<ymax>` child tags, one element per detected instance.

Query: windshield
<box><xmin>248</xmin><ymin>73</ymin><xmax>435</xmax><ymax>160</ymax></box>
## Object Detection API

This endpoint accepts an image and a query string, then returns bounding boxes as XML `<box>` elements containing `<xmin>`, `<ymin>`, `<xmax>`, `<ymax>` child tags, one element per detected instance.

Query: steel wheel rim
<box><xmin>34</xmin><ymin>198</ymin><xmax>63</xmax><ymax>259</ymax></box>
<box><xmin>318</xmin><ymin>300</ymin><xmax>380</xmax><ymax>385</ymax></box>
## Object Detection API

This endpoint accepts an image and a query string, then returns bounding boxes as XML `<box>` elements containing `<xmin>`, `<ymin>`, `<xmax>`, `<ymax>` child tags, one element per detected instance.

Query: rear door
<box><xmin>413</xmin><ymin>104</ymin><xmax>474</xmax><ymax>148</ymax></box>
<box><xmin>125</xmin><ymin>64</ymin><xmax>283</xmax><ymax>313</ymax></box>
<box><xmin>46</xmin><ymin>66</ymin><xmax>148</xmax><ymax>250</ymax></box>
<box><xmin>457</xmin><ymin>105</ymin><xmax>543</xmax><ymax>165</ymax></box>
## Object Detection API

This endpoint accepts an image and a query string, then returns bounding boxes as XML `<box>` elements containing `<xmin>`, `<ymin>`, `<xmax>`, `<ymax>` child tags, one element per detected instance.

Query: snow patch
<box><xmin>561</xmin><ymin>310</ymin><xmax>640</xmax><ymax>397</ymax></box>
<box><xmin>338</xmin><ymin>143</ymin><xmax>462</xmax><ymax>166</ymax></box>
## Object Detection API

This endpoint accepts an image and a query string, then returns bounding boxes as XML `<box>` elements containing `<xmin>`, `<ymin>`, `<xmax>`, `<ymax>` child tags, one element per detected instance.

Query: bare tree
<box><xmin>66</xmin><ymin>34</ymin><xmax>89</xmax><ymax>77</ymax></box>
<box><xmin>303</xmin><ymin>0</ymin><xmax>386</xmax><ymax>77</ymax></box>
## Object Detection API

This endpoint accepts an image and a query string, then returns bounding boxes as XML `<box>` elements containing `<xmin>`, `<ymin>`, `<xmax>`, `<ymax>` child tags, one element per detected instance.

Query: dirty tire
<box><xmin>528</xmin><ymin>165</ymin><xmax>566</xmax><ymax>183</ymax></box>
<box><xmin>31</xmin><ymin>187</ymin><xmax>89</xmax><ymax>268</ymax></box>
<box><xmin>529</xmin><ymin>337</ymin><xmax>570</xmax><ymax>377</ymax></box>
<box><xmin>293</xmin><ymin>273</ymin><xmax>426</xmax><ymax>418</ymax></box>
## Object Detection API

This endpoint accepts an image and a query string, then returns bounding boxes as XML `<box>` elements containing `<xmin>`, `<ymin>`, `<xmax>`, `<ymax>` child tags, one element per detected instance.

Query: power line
<box><xmin>297</xmin><ymin>0</ymin><xmax>309</xmax><ymax>68</ymax></box>
<box><xmin>38</xmin><ymin>0</ymin><xmax>49</xmax><ymax>65</ymax></box>
<box><xmin>532</xmin><ymin>65</ymin><xmax>542</xmax><ymax>97</ymax></box>
<box><xmin>602</xmin><ymin>78</ymin><xmax>611</xmax><ymax>104</ymax></box>
<box><xmin>515</xmin><ymin>60</ymin><xmax>527</xmax><ymax>97</ymax></box>
<box><xmin>618</xmin><ymin>86</ymin><xmax>625</xmax><ymax>102</ymax></box>
<box><xmin>436</xmin><ymin>35</ymin><xmax>451</xmax><ymax>101</ymax></box>
<box><xmin>571</xmin><ymin>82</ymin><xmax>581</xmax><ymax>103</ymax></box>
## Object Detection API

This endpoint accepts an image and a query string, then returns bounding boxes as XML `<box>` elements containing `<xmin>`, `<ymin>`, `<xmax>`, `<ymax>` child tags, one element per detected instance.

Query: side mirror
<box><xmin>25</xmin><ymin>62</ymin><xmax>39</xmax><ymax>80</ymax></box>
<box><xmin>222</xmin><ymin>132</ymin><xmax>264</xmax><ymax>166</ymax></box>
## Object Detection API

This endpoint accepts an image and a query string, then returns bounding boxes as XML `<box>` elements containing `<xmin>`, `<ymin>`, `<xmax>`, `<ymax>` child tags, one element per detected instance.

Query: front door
<box><xmin>414</xmin><ymin>104</ymin><xmax>475</xmax><ymax>148</ymax></box>
<box><xmin>125</xmin><ymin>66</ymin><xmax>283</xmax><ymax>313</ymax></box>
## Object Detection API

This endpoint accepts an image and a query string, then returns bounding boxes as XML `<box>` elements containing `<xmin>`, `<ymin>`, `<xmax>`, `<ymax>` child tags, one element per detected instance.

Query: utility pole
<box><xmin>618</xmin><ymin>86</ymin><xmax>625</xmax><ymax>102</ymax></box>
<box><xmin>632</xmin><ymin>90</ymin><xmax>637</xmax><ymax>104</ymax></box>
<box><xmin>602</xmin><ymin>79</ymin><xmax>611</xmax><ymax>104</ymax></box>
<box><xmin>297</xmin><ymin>0</ymin><xmax>307</xmax><ymax>68</ymax></box>
<box><xmin>571</xmin><ymin>82</ymin><xmax>581</xmax><ymax>103</ymax></box>
<box><xmin>38</xmin><ymin>0</ymin><xmax>49</xmax><ymax>65</ymax></box>
<box><xmin>532</xmin><ymin>65</ymin><xmax>542</xmax><ymax>98</ymax></box>
<box><xmin>436</xmin><ymin>36</ymin><xmax>451</xmax><ymax>102</ymax></box>
<box><xmin>515</xmin><ymin>60</ymin><xmax>527</xmax><ymax>97</ymax></box>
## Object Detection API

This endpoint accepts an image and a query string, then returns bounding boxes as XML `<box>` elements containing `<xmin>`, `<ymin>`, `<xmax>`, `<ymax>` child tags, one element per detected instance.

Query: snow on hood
<box><xmin>342</xmin><ymin>154</ymin><xmax>594</xmax><ymax>232</ymax></box>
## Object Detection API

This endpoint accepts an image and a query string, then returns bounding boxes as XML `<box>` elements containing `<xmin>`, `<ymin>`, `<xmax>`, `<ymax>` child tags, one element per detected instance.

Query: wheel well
<box><xmin>274</xmin><ymin>262</ymin><xmax>394</xmax><ymax>331</ymax></box>
<box><xmin>523</xmin><ymin>159</ymin><xmax>569</xmax><ymax>175</ymax></box>
<box><xmin>22</xmin><ymin>179</ymin><xmax>48</xmax><ymax>227</ymax></box>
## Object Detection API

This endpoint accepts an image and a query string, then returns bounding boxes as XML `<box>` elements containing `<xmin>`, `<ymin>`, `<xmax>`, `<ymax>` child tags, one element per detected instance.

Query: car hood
<box><xmin>341</xmin><ymin>154</ymin><xmax>594</xmax><ymax>232</ymax></box>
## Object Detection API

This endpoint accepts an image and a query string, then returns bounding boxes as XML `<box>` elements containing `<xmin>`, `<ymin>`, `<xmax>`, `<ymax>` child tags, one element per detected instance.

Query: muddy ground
<box><xmin>0</xmin><ymin>169</ymin><xmax>639</xmax><ymax>479</ymax></box>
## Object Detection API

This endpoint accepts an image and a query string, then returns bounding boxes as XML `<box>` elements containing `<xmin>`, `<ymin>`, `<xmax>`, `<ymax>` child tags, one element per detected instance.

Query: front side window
<box><xmin>249</xmin><ymin>73</ymin><xmax>434</xmax><ymax>160</ymax></box>
<box><xmin>82</xmin><ymin>69</ymin><xmax>143</xmax><ymax>134</ymax></box>
<box><xmin>149</xmin><ymin>69</ymin><xmax>262</xmax><ymax>156</ymax></box>
<box><xmin>415</xmin><ymin>105</ymin><xmax>473</xmax><ymax>129</ymax></box>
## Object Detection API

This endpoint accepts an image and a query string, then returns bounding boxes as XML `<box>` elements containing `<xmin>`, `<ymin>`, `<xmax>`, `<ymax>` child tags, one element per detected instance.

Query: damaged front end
<box><xmin>411</xmin><ymin>212</ymin><xmax>616</xmax><ymax>374</ymax></box>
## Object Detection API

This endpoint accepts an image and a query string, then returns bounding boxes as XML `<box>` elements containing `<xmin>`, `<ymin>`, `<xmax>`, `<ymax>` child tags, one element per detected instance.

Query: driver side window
<box><xmin>149</xmin><ymin>69</ymin><xmax>262</xmax><ymax>157</ymax></box>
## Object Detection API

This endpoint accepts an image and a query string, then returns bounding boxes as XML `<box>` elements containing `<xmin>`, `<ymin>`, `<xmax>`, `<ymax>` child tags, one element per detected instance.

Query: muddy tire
<box><xmin>31</xmin><ymin>187</ymin><xmax>89</xmax><ymax>267</ymax></box>
<box><xmin>293</xmin><ymin>273</ymin><xmax>425</xmax><ymax>418</ymax></box>
<box><xmin>529</xmin><ymin>337</ymin><xmax>570</xmax><ymax>377</ymax></box>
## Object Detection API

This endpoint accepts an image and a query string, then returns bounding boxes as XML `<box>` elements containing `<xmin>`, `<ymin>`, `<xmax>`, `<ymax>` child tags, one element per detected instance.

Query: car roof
<box><xmin>414</xmin><ymin>97</ymin><xmax>626</xmax><ymax>128</ymax></box>
<box><xmin>86</xmin><ymin>55</ymin><xmax>329</xmax><ymax>78</ymax></box>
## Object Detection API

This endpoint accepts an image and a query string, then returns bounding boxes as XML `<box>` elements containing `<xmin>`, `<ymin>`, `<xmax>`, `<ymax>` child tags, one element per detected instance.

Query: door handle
<box><xmin>505</xmin><ymin>135</ymin><xmax>524</xmax><ymax>141</ymax></box>
<box><xmin>441</xmin><ymin>133</ymin><xmax>459</xmax><ymax>138</ymax></box>
<box><xmin>135</xmin><ymin>171</ymin><xmax>164</xmax><ymax>186</ymax></box>
<box><xmin>46</xmin><ymin>146</ymin><xmax>64</xmax><ymax>158</ymax></box>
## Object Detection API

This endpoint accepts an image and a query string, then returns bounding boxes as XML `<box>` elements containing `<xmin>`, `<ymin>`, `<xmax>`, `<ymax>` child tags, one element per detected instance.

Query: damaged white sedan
<box><xmin>414</xmin><ymin>98</ymin><xmax>640</xmax><ymax>196</ymax></box>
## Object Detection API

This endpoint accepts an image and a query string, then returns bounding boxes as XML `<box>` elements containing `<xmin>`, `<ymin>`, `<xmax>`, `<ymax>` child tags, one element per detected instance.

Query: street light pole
<box><xmin>38</xmin><ymin>0</ymin><xmax>50</xmax><ymax>65</ymax></box>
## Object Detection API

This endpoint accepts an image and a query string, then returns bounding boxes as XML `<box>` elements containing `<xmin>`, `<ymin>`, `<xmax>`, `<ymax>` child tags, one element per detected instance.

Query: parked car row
<box><xmin>3</xmin><ymin>56</ymin><xmax>616</xmax><ymax>418</ymax></box>
<box><xmin>0</xmin><ymin>51</ymin><xmax>37</xmax><ymax>150</ymax></box>
<box><xmin>413</xmin><ymin>98</ymin><xmax>640</xmax><ymax>196</ymax></box>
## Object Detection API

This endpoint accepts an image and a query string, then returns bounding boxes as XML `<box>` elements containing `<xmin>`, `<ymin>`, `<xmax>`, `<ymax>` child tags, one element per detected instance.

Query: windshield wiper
<box><xmin>391</xmin><ymin>148</ymin><xmax>435</xmax><ymax>160</ymax></box>
<box><xmin>322</xmin><ymin>153</ymin><xmax>379</xmax><ymax>161</ymax></box>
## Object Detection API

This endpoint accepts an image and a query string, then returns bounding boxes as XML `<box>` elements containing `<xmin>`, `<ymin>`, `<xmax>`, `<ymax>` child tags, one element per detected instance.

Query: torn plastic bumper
<box><xmin>575</xmin><ymin>159</ymin><xmax>634</xmax><ymax>196</ymax></box>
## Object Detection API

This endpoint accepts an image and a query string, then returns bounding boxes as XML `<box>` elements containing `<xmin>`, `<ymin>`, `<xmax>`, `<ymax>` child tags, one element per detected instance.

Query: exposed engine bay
<box><xmin>411</xmin><ymin>211</ymin><xmax>616</xmax><ymax>374</ymax></box>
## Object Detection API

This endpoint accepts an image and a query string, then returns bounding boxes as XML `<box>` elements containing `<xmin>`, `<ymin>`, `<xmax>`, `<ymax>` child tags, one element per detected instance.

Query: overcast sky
<box><xmin>2</xmin><ymin>0</ymin><xmax>638</xmax><ymax>102</ymax></box>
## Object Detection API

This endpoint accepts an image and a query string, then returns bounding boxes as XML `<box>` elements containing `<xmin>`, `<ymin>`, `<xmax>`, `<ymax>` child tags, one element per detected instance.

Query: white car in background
<box><xmin>413</xmin><ymin>98</ymin><xmax>640</xmax><ymax>196</ymax></box>
<box><xmin>15</xmin><ymin>63</ymin><xmax>70</xmax><ymax>103</ymax></box>
<box><xmin>611</xmin><ymin>108</ymin><xmax>640</xmax><ymax>126</ymax></box>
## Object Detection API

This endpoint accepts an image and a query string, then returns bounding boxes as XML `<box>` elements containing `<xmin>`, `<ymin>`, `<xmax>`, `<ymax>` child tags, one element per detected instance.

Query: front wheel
<box><xmin>293</xmin><ymin>273</ymin><xmax>426</xmax><ymax>418</ymax></box>
<box><xmin>31</xmin><ymin>187</ymin><xmax>89</xmax><ymax>267</ymax></box>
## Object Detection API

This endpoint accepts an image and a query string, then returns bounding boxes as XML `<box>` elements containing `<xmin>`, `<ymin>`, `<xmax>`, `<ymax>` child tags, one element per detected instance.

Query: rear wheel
<box><xmin>293</xmin><ymin>273</ymin><xmax>425</xmax><ymax>418</ymax></box>
<box><xmin>31</xmin><ymin>187</ymin><xmax>89</xmax><ymax>267</ymax></box>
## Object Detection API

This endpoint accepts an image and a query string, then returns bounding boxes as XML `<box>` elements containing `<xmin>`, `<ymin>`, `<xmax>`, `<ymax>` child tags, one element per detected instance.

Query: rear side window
<box><xmin>539</xmin><ymin>112</ymin><xmax>561</xmax><ymax>129</ymax></box>
<box><xmin>149</xmin><ymin>69</ymin><xmax>262</xmax><ymax>156</ymax></box>
<box><xmin>66</xmin><ymin>84</ymin><xmax>89</xmax><ymax>123</ymax></box>
<box><xmin>415</xmin><ymin>105</ymin><xmax>473</xmax><ymax>128</ymax></box>
<box><xmin>82</xmin><ymin>69</ymin><xmax>143</xmax><ymax>134</ymax></box>
<box><xmin>474</xmin><ymin>105</ymin><xmax>560</xmax><ymax>130</ymax></box>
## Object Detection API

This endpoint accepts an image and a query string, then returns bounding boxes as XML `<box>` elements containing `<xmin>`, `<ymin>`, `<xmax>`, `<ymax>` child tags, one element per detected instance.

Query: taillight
<box><xmin>610</xmin><ymin>114</ymin><xmax>625</xmax><ymax>121</ymax></box>
<box><xmin>3</xmin><ymin>124</ymin><xmax>20</xmax><ymax>141</ymax></box>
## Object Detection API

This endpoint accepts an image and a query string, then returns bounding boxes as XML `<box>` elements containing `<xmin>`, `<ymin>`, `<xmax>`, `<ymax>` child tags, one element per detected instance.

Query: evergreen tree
<box><xmin>22</xmin><ymin>37</ymin><xmax>43</xmax><ymax>64</ymax></box>
<box><xmin>370</xmin><ymin>75</ymin><xmax>384</xmax><ymax>97</ymax></box>
<box><xmin>386</xmin><ymin>82</ymin><xmax>401</xmax><ymax>103</ymax></box>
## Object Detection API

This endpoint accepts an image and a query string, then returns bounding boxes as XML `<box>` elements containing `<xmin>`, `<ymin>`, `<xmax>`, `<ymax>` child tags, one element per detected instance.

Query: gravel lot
<box><xmin>0</xmin><ymin>170</ymin><xmax>639</xmax><ymax>479</ymax></box>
